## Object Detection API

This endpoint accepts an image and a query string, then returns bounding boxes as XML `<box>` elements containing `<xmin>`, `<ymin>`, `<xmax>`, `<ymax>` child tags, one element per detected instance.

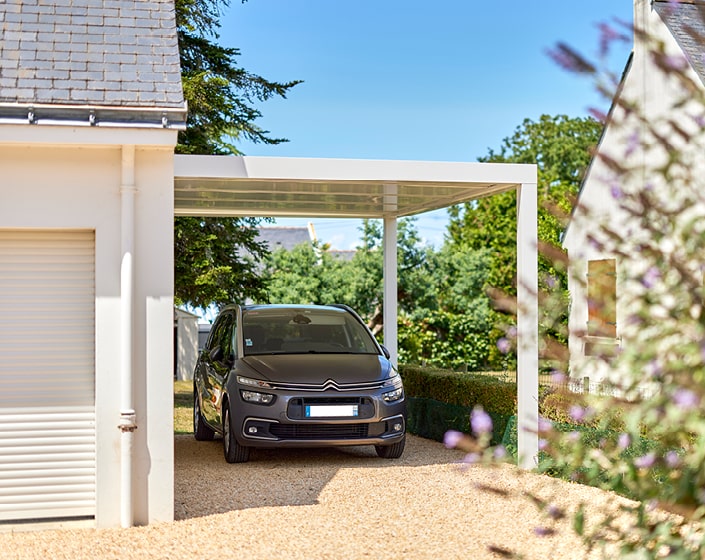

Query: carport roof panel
<box><xmin>174</xmin><ymin>155</ymin><xmax>537</xmax><ymax>218</ymax></box>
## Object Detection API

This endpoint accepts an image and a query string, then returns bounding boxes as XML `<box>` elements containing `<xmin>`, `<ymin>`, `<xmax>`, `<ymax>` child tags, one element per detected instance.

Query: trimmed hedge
<box><xmin>399</xmin><ymin>364</ymin><xmax>517</xmax><ymax>446</ymax></box>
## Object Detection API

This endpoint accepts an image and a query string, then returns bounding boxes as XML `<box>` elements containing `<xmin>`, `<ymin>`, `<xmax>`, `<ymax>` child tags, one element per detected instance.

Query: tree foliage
<box><xmin>447</xmin><ymin>114</ymin><xmax>602</xmax><ymax>369</ymax></box>
<box><xmin>175</xmin><ymin>0</ymin><xmax>301</xmax><ymax>155</ymax></box>
<box><xmin>173</xmin><ymin>0</ymin><xmax>301</xmax><ymax>311</ymax></box>
<box><xmin>174</xmin><ymin>216</ymin><xmax>271</xmax><ymax>309</ymax></box>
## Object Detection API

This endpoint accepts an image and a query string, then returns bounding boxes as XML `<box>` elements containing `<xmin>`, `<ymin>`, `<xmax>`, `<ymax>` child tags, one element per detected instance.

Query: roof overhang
<box><xmin>174</xmin><ymin>155</ymin><xmax>537</xmax><ymax>219</ymax></box>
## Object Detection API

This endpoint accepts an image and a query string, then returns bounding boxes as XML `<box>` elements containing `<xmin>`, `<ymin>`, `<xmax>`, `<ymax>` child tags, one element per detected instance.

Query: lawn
<box><xmin>174</xmin><ymin>380</ymin><xmax>193</xmax><ymax>434</ymax></box>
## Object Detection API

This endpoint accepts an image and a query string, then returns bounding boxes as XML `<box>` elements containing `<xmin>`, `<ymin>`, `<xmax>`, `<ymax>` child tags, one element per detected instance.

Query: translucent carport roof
<box><xmin>172</xmin><ymin>153</ymin><xmax>538</xmax><ymax>470</ymax></box>
<box><xmin>173</xmin><ymin>155</ymin><xmax>536</xmax><ymax>218</ymax></box>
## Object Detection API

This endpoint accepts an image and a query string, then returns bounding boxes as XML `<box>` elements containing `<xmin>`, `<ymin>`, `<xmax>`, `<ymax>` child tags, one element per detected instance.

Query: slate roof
<box><xmin>655</xmin><ymin>0</ymin><xmax>705</xmax><ymax>85</ymax></box>
<box><xmin>257</xmin><ymin>227</ymin><xmax>313</xmax><ymax>252</ymax></box>
<box><xmin>0</xmin><ymin>0</ymin><xmax>186</xmax><ymax>128</ymax></box>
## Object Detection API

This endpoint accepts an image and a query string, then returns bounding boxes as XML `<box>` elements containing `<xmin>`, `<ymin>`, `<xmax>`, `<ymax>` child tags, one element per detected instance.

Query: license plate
<box><xmin>305</xmin><ymin>404</ymin><xmax>359</xmax><ymax>418</ymax></box>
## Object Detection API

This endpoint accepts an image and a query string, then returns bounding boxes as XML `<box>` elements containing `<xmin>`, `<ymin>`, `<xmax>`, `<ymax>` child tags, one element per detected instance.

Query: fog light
<box><xmin>248</xmin><ymin>426</ymin><xmax>258</xmax><ymax>434</ymax></box>
<box><xmin>392</xmin><ymin>422</ymin><xmax>403</xmax><ymax>432</ymax></box>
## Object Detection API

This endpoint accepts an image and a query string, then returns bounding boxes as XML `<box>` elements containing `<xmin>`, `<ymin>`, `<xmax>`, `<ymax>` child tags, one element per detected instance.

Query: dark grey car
<box><xmin>193</xmin><ymin>304</ymin><xmax>406</xmax><ymax>463</ymax></box>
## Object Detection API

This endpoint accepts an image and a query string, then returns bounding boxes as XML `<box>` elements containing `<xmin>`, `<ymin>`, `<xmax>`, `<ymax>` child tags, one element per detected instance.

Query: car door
<box><xmin>200</xmin><ymin>312</ymin><xmax>234</xmax><ymax>426</ymax></box>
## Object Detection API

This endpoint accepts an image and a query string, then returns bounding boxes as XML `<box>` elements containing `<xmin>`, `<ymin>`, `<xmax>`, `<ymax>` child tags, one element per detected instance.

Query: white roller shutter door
<box><xmin>0</xmin><ymin>230</ymin><xmax>96</xmax><ymax>522</ymax></box>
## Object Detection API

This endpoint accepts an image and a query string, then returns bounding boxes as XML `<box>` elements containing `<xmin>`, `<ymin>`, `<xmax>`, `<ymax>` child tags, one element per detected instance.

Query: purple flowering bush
<box><xmin>446</xmin><ymin>13</ymin><xmax>705</xmax><ymax>558</ymax></box>
<box><xmin>542</xmin><ymin>15</ymin><xmax>705</xmax><ymax>558</ymax></box>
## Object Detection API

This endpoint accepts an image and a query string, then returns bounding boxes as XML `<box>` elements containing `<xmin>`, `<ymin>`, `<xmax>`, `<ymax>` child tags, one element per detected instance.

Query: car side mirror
<box><xmin>209</xmin><ymin>346</ymin><xmax>224</xmax><ymax>363</ymax></box>
<box><xmin>380</xmin><ymin>345</ymin><xmax>391</xmax><ymax>359</ymax></box>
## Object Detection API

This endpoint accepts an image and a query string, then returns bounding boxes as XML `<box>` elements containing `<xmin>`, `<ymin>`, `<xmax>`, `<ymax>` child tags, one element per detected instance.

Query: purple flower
<box><xmin>662</xmin><ymin>54</ymin><xmax>687</xmax><ymax>71</ymax></box>
<box><xmin>673</xmin><ymin>388</ymin><xmax>700</xmax><ymax>410</ymax></box>
<box><xmin>444</xmin><ymin>430</ymin><xmax>464</xmax><ymax>449</ymax></box>
<box><xmin>641</xmin><ymin>267</ymin><xmax>661</xmax><ymax>289</ymax></box>
<box><xmin>588</xmin><ymin>107</ymin><xmax>607</xmax><ymax>122</ymax></box>
<box><xmin>550</xmin><ymin>370</ymin><xmax>566</xmax><ymax>384</ymax></box>
<box><xmin>463</xmin><ymin>452</ymin><xmax>481</xmax><ymax>465</ymax></box>
<box><xmin>533</xmin><ymin>526</ymin><xmax>556</xmax><ymax>537</ymax></box>
<box><xmin>507</xmin><ymin>326</ymin><xmax>518</xmax><ymax>339</ymax></box>
<box><xmin>644</xmin><ymin>359</ymin><xmax>663</xmax><ymax>379</ymax></box>
<box><xmin>567</xmin><ymin>431</ymin><xmax>581</xmax><ymax>443</ymax></box>
<box><xmin>569</xmin><ymin>405</ymin><xmax>587</xmax><ymax>422</ymax></box>
<box><xmin>546</xmin><ymin>504</ymin><xmax>565</xmax><ymax>520</ymax></box>
<box><xmin>497</xmin><ymin>337</ymin><xmax>511</xmax><ymax>354</ymax></box>
<box><xmin>471</xmin><ymin>407</ymin><xmax>493</xmax><ymax>436</ymax></box>
<box><xmin>538</xmin><ymin>439</ymin><xmax>548</xmax><ymax>451</ymax></box>
<box><xmin>665</xmin><ymin>451</ymin><xmax>680</xmax><ymax>468</ymax></box>
<box><xmin>617</xmin><ymin>433</ymin><xmax>631</xmax><ymax>451</ymax></box>
<box><xmin>598</xmin><ymin>22</ymin><xmax>625</xmax><ymax>57</ymax></box>
<box><xmin>610</xmin><ymin>182</ymin><xmax>624</xmax><ymax>200</ymax></box>
<box><xmin>538</xmin><ymin>416</ymin><xmax>553</xmax><ymax>433</ymax></box>
<box><xmin>493</xmin><ymin>445</ymin><xmax>507</xmax><ymax>460</ymax></box>
<box><xmin>634</xmin><ymin>452</ymin><xmax>656</xmax><ymax>469</ymax></box>
<box><xmin>625</xmin><ymin>131</ymin><xmax>640</xmax><ymax>157</ymax></box>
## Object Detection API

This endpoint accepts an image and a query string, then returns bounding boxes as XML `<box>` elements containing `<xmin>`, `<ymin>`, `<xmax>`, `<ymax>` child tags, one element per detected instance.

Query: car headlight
<box><xmin>382</xmin><ymin>387</ymin><xmax>404</xmax><ymax>402</ymax></box>
<box><xmin>382</xmin><ymin>370</ymin><xmax>403</xmax><ymax>402</ymax></box>
<box><xmin>240</xmin><ymin>390</ymin><xmax>275</xmax><ymax>405</ymax></box>
<box><xmin>237</xmin><ymin>375</ymin><xmax>272</xmax><ymax>389</ymax></box>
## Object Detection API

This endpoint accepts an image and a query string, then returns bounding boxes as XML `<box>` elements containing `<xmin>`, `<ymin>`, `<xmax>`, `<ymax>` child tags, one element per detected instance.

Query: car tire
<box><xmin>193</xmin><ymin>389</ymin><xmax>215</xmax><ymax>441</ymax></box>
<box><xmin>223</xmin><ymin>405</ymin><xmax>250</xmax><ymax>463</ymax></box>
<box><xmin>375</xmin><ymin>436</ymin><xmax>406</xmax><ymax>459</ymax></box>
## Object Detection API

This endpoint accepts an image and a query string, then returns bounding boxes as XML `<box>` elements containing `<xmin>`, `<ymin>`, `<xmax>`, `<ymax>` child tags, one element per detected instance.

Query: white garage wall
<box><xmin>0</xmin><ymin>130</ymin><xmax>176</xmax><ymax>528</ymax></box>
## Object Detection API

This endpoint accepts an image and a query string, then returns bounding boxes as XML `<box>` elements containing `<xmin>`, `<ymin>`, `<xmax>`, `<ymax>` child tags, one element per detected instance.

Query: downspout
<box><xmin>118</xmin><ymin>145</ymin><xmax>138</xmax><ymax>528</ymax></box>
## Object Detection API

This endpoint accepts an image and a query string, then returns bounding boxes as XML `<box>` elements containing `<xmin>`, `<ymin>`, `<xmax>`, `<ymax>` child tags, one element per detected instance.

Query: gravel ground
<box><xmin>0</xmin><ymin>434</ymin><xmax>634</xmax><ymax>560</ymax></box>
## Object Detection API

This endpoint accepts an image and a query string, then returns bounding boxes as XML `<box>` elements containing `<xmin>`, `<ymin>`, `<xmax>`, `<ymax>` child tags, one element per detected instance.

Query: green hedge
<box><xmin>399</xmin><ymin>364</ymin><xmax>517</xmax><ymax>446</ymax></box>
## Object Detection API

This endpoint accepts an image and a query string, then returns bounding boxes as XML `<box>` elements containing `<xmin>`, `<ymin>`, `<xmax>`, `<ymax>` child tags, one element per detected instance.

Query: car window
<box><xmin>208</xmin><ymin>313</ymin><xmax>233</xmax><ymax>361</ymax></box>
<box><xmin>242</xmin><ymin>308</ymin><xmax>379</xmax><ymax>355</ymax></box>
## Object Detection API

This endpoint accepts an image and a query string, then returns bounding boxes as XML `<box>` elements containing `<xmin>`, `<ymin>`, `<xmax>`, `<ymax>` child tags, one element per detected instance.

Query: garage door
<box><xmin>0</xmin><ymin>230</ymin><xmax>96</xmax><ymax>522</ymax></box>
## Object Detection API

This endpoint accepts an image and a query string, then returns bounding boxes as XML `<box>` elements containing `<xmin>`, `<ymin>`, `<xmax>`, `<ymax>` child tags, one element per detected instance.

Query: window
<box><xmin>586</xmin><ymin>259</ymin><xmax>617</xmax><ymax>338</ymax></box>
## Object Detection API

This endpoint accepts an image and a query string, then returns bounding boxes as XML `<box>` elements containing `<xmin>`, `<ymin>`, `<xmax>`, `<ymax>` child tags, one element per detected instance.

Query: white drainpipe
<box><xmin>118</xmin><ymin>145</ymin><xmax>137</xmax><ymax>528</ymax></box>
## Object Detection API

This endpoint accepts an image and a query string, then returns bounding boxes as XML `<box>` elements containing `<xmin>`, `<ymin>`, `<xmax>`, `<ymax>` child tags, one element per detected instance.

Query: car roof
<box><xmin>242</xmin><ymin>304</ymin><xmax>346</xmax><ymax>312</ymax></box>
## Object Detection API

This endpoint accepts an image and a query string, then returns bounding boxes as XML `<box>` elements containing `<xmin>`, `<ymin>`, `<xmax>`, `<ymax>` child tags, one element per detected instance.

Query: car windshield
<box><xmin>241</xmin><ymin>307</ymin><xmax>380</xmax><ymax>356</ymax></box>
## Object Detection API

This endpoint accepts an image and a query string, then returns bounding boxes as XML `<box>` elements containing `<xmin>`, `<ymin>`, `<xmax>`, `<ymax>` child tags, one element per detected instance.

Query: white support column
<box><xmin>382</xmin><ymin>217</ymin><xmax>398</xmax><ymax>366</ymax></box>
<box><xmin>119</xmin><ymin>145</ymin><xmax>138</xmax><ymax>527</ymax></box>
<box><xmin>516</xmin><ymin>180</ymin><xmax>539</xmax><ymax>470</ymax></box>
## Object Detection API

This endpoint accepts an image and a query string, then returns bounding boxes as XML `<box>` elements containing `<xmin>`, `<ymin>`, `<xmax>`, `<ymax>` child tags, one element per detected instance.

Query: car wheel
<box><xmin>223</xmin><ymin>405</ymin><xmax>250</xmax><ymax>463</ymax></box>
<box><xmin>375</xmin><ymin>436</ymin><xmax>406</xmax><ymax>459</ymax></box>
<box><xmin>193</xmin><ymin>389</ymin><xmax>215</xmax><ymax>441</ymax></box>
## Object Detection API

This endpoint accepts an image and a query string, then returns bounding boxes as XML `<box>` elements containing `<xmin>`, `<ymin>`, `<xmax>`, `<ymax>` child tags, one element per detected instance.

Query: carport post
<box><xmin>382</xmin><ymin>217</ymin><xmax>398</xmax><ymax>366</ymax></box>
<box><xmin>516</xmin><ymin>180</ymin><xmax>539</xmax><ymax>469</ymax></box>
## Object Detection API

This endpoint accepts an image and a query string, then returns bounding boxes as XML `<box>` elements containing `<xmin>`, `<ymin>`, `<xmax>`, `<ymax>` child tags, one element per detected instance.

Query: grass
<box><xmin>174</xmin><ymin>380</ymin><xmax>193</xmax><ymax>434</ymax></box>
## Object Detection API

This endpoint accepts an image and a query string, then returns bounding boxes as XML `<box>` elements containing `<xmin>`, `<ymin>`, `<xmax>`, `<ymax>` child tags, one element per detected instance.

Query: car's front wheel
<box><xmin>375</xmin><ymin>436</ymin><xmax>406</xmax><ymax>459</ymax></box>
<box><xmin>223</xmin><ymin>405</ymin><xmax>250</xmax><ymax>463</ymax></box>
<box><xmin>193</xmin><ymin>389</ymin><xmax>215</xmax><ymax>441</ymax></box>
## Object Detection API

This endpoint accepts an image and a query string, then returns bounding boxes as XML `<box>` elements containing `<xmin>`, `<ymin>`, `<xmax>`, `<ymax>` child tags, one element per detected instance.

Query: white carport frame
<box><xmin>174</xmin><ymin>155</ymin><xmax>539</xmax><ymax>468</ymax></box>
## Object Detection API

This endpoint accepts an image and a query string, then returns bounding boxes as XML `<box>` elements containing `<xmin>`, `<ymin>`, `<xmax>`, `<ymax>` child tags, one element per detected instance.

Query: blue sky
<box><xmin>219</xmin><ymin>0</ymin><xmax>634</xmax><ymax>250</ymax></box>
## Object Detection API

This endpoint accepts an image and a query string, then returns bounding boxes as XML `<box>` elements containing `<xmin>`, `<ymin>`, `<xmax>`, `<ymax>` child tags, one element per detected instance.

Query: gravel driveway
<box><xmin>1</xmin><ymin>434</ymin><xmax>631</xmax><ymax>559</ymax></box>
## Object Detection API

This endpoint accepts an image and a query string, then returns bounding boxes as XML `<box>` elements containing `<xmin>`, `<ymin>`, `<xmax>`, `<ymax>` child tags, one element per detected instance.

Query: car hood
<box><xmin>240</xmin><ymin>353</ymin><xmax>391</xmax><ymax>384</ymax></box>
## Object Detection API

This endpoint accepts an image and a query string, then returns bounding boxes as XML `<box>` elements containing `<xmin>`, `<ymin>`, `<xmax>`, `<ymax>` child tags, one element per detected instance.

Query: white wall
<box><xmin>564</xmin><ymin>0</ymin><xmax>705</xmax><ymax>384</ymax></box>
<box><xmin>0</xmin><ymin>127</ymin><xmax>177</xmax><ymax>527</ymax></box>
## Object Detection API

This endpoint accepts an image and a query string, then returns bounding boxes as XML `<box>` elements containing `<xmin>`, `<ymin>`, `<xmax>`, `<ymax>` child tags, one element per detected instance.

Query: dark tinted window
<box><xmin>242</xmin><ymin>307</ymin><xmax>379</xmax><ymax>355</ymax></box>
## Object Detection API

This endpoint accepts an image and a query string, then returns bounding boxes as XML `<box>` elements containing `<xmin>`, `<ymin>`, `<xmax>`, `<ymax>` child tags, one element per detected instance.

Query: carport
<box><xmin>174</xmin><ymin>154</ymin><xmax>539</xmax><ymax>469</ymax></box>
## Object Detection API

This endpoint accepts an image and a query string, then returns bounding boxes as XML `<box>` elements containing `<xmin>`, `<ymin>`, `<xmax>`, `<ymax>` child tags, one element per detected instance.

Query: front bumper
<box><xmin>230</xmin><ymin>391</ymin><xmax>406</xmax><ymax>448</ymax></box>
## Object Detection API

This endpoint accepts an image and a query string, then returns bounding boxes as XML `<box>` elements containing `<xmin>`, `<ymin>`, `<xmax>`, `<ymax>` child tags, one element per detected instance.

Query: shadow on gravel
<box><xmin>174</xmin><ymin>433</ymin><xmax>464</xmax><ymax>520</ymax></box>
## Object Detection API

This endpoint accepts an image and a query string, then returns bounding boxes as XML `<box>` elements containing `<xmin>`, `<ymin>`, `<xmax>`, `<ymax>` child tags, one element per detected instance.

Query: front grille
<box><xmin>287</xmin><ymin>397</ymin><xmax>375</xmax><ymax>420</ymax></box>
<box><xmin>269</xmin><ymin>423</ymin><xmax>369</xmax><ymax>440</ymax></box>
<box><xmin>269</xmin><ymin>378</ymin><xmax>384</xmax><ymax>392</ymax></box>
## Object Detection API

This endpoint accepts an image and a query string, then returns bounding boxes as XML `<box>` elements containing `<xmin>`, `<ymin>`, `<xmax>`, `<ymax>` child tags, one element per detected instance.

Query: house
<box><xmin>563</xmin><ymin>0</ymin><xmax>705</xmax><ymax>387</ymax></box>
<box><xmin>257</xmin><ymin>226</ymin><xmax>314</xmax><ymax>251</ymax></box>
<box><xmin>0</xmin><ymin>0</ymin><xmax>187</xmax><ymax>527</ymax></box>
<box><xmin>0</xmin><ymin>0</ymin><xmax>540</xmax><ymax>530</ymax></box>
